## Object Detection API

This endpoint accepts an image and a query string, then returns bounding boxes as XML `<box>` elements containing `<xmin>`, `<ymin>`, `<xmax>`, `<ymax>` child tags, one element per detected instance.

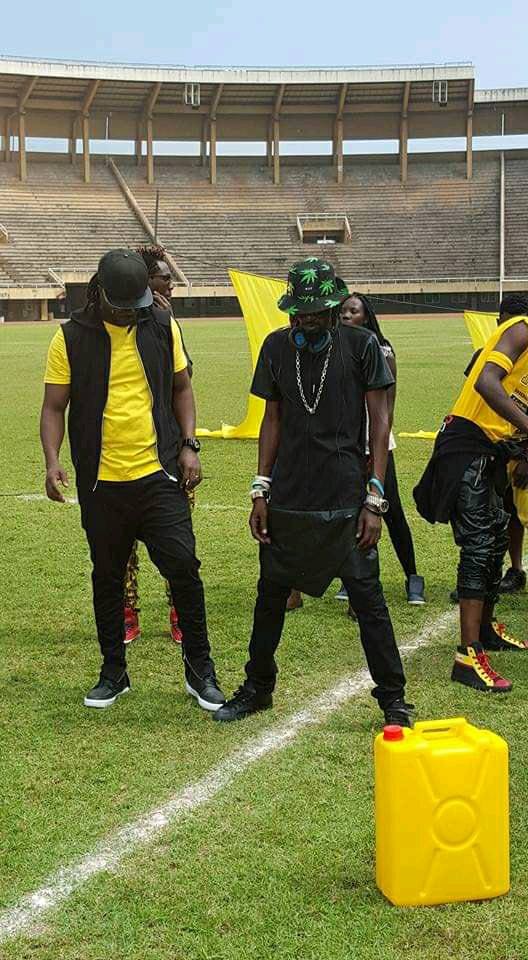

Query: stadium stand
<box><xmin>1</xmin><ymin>58</ymin><xmax>527</xmax><ymax>317</ymax></box>
<box><xmin>505</xmin><ymin>157</ymin><xmax>528</xmax><ymax>280</ymax></box>
<box><xmin>0</xmin><ymin>159</ymin><xmax>150</xmax><ymax>287</ymax></box>
<box><xmin>123</xmin><ymin>153</ymin><xmax>502</xmax><ymax>285</ymax></box>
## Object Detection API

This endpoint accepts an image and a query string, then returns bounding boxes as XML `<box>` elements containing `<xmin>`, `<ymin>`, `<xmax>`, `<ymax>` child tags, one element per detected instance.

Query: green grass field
<box><xmin>1</xmin><ymin>315</ymin><xmax>528</xmax><ymax>960</ymax></box>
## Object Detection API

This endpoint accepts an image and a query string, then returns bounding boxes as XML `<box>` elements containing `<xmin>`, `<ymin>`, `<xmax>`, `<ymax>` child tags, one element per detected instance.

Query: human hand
<box><xmin>249</xmin><ymin>498</ymin><xmax>271</xmax><ymax>544</ymax></box>
<box><xmin>178</xmin><ymin>448</ymin><xmax>202</xmax><ymax>490</ymax></box>
<box><xmin>512</xmin><ymin>460</ymin><xmax>528</xmax><ymax>490</ymax></box>
<box><xmin>153</xmin><ymin>291</ymin><xmax>172</xmax><ymax>311</ymax></box>
<box><xmin>356</xmin><ymin>507</ymin><xmax>382</xmax><ymax>550</ymax></box>
<box><xmin>45</xmin><ymin>463</ymin><xmax>69</xmax><ymax>503</ymax></box>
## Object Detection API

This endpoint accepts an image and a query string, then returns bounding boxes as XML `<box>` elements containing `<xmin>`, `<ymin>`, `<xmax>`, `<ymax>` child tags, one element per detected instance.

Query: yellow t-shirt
<box><xmin>44</xmin><ymin>319</ymin><xmax>188</xmax><ymax>481</ymax></box>
<box><xmin>451</xmin><ymin>316</ymin><xmax>528</xmax><ymax>442</ymax></box>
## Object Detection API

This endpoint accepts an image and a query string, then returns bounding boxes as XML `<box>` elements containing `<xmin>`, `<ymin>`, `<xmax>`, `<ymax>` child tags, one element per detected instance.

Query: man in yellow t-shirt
<box><xmin>41</xmin><ymin>248</ymin><xmax>225</xmax><ymax>712</ymax></box>
<box><xmin>414</xmin><ymin>295</ymin><xmax>528</xmax><ymax>695</ymax></box>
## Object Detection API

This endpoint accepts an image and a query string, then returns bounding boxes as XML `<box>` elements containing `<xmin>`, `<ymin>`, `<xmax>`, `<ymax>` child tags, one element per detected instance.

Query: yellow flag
<box><xmin>397</xmin><ymin>311</ymin><xmax>498</xmax><ymax>441</ymax></box>
<box><xmin>464</xmin><ymin>310</ymin><xmax>497</xmax><ymax>350</ymax></box>
<box><xmin>197</xmin><ymin>269</ymin><xmax>287</xmax><ymax>439</ymax></box>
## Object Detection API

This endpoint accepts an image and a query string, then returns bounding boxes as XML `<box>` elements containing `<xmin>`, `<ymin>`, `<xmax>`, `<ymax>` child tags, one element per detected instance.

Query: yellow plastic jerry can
<box><xmin>375</xmin><ymin>718</ymin><xmax>509</xmax><ymax>906</ymax></box>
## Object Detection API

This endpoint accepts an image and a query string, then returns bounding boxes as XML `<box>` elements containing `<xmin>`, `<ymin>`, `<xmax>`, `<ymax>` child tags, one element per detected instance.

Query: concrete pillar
<box><xmin>18</xmin><ymin>111</ymin><xmax>27</xmax><ymax>181</ymax></box>
<box><xmin>146</xmin><ymin>116</ymin><xmax>154</xmax><ymax>184</ymax></box>
<box><xmin>466</xmin><ymin>112</ymin><xmax>473</xmax><ymax>181</ymax></box>
<box><xmin>200</xmin><ymin>119</ymin><xmax>208</xmax><ymax>167</ymax></box>
<box><xmin>273</xmin><ymin>118</ymin><xmax>280</xmax><ymax>186</ymax></box>
<box><xmin>209</xmin><ymin>118</ymin><xmax>217</xmax><ymax>185</ymax></box>
<box><xmin>82</xmin><ymin>114</ymin><xmax>90</xmax><ymax>184</ymax></box>
<box><xmin>4</xmin><ymin>115</ymin><xmax>11</xmax><ymax>162</ymax></box>
<box><xmin>399</xmin><ymin>116</ymin><xmax>408</xmax><ymax>184</ymax></box>
<box><xmin>40</xmin><ymin>299</ymin><xmax>49</xmax><ymax>322</ymax></box>
<box><xmin>335</xmin><ymin>117</ymin><xmax>344</xmax><ymax>184</ymax></box>
<box><xmin>69</xmin><ymin>117</ymin><xmax>76</xmax><ymax>164</ymax></box>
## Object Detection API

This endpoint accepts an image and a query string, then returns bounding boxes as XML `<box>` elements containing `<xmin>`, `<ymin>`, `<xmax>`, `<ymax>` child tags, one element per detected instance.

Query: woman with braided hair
<box><xmin>338</xmin><ymin>292</ymin><xmax>425</xmax><ymax>609</ymax></box>
<box><xmin>122</xmin><ymin>245</ymin><xmax>193</xmax><ymax>645</ymax></box>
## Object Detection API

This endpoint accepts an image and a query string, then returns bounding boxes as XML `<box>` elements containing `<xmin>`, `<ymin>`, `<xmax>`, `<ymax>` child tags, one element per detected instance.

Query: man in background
<box><xmin>123</xmin><ymin>245</ymin><xmax>193</xmax><ymax>646</ymax></box>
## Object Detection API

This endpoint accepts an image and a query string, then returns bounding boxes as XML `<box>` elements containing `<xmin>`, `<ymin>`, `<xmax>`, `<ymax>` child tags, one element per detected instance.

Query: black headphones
<box><xmin>289</xmin><ymin>326</ymin><xmax>333</xmax><ymax>354</ymax></box>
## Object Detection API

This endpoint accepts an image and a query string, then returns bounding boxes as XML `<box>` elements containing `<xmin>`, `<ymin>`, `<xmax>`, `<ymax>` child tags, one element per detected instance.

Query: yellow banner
<box><xmin>197</xmin><ymin>269</ymin><xmax>287</xmax><ymax>439</ymax></box>
<box><xmin>464</xmin><ymin>310</ymin><xmax>496</xmax><ymax>350</ymax></box>
<box><xmin>197</xmin><ymin>296</ymin><xmax>497</xmax><ymax>441</ymax></box>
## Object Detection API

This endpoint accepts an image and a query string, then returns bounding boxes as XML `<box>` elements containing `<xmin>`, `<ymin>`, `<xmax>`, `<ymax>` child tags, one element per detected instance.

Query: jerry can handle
<box><xmin>414</xmin><ymin>717</ymin><xmax>467</xmax><ymax>738</ymax></box>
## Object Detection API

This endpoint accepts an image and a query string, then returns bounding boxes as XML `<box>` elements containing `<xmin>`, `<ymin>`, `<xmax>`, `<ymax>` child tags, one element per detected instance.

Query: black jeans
<box><xmin>78</xmin><ymin>471</ymin><xmax>214</xmax><ymax>681</ymax></box>
<box><xmin>384</xmin><ymin>451</ymin><xmax>417</xmax><ymax>579</ymax></box>
<box><xmin>451</xmin><ymin>457</ymin><xmax>509</xmax><ymax>602</ymax></box>
<box><xmin>245</xmin><ymin>572</ymin><xmax>406</xmax><ymax>709</ymax></box>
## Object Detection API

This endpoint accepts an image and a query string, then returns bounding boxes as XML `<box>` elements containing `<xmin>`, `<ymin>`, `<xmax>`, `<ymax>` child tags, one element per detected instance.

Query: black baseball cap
<box><xmin>98</xmin><ymin>249</ymin><xmax>153</xmax><ymax>310</ymax></box>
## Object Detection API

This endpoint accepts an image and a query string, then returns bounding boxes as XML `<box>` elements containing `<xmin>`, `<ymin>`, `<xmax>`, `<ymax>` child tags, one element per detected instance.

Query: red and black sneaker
<box><xmin>451</xmin><ymin>645</ymin><xmax>512</xmax><ymax>693</ymax></box>
<box><xmin>124</xmin><ymin>606</ymin><xmax>140</xmax><ymax>645</ymax></box>
<box><xmin>481</xmin><ymin>620</ymin><xmax>528</xmax><ymax>652</ymax></box>
<box><xmin>169</xmin><ymin>606</ymin><xmax>183</xmax><ymax>644</ymax></box>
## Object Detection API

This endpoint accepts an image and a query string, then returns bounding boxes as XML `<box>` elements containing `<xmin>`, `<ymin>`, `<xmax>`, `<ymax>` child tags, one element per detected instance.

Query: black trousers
<box><xmin>384</xmin><ymin>451</ymin><xmax>417</xmax><ymax>579</ymax></box>
<box><xmin>451</xmin><ymin>457</ymin><xmax>509</xmax><ymax>603</ymax></box>
<box><xmin>78</xmin><ymin>471</ymin><xmax>214</xmax><ymax>681</ymax></box>
<box><xmin>245</xmin><ymin>572</ymin><xmax>406</xmax><ymax>709</ymax></box>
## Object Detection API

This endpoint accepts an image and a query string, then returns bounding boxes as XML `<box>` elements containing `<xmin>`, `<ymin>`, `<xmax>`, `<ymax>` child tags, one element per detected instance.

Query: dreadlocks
<box><xmin>347</xmin><ymin>291</ymin><xmax>392</xmax><ymax>349</ymax></box>
<box><xmin>85</xmin><ymin>271</ymin><xmax>101</xmax><ymax>312</ymax></box>
<box><xmin>499</xmin><ymin>294</ymin><xmax>528</xmax><ymax>318</ymax></box>
<box><xmin>136</xmin><ymin>244</ymin><xmax>168</xmax><ymax>277</ymax></box>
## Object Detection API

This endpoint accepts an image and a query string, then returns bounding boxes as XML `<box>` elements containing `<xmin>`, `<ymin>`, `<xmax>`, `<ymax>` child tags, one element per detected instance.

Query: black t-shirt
<box><xmin>251</xmin><ymin>325</ymin><xmax>394</xmax><ymax>510</ymax></box>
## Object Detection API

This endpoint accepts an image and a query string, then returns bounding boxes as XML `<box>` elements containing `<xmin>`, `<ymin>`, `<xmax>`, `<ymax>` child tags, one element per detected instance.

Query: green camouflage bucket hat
<box><xmin>277</xmin><ymin>258</ymin><xmax>349</xmax><ymax>316</ymax></box>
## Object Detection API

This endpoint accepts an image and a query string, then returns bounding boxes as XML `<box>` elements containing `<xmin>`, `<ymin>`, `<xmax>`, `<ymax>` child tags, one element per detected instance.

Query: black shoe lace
<box><xmin>385</xmin><ymin>700</ymin><xmax>415</xmax><ymax>719</ymax></box>
<box><xmin>232</xmin><ymin>685</ymin><xmax>255</xmax><ymax>705</ymax></box>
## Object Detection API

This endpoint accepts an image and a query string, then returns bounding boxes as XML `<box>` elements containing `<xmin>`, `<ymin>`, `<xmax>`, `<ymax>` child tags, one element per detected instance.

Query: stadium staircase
<box><xmin>121</xmin><ymin>154</ymin><xmax>502</xmax><ymax>286</ymax></box>
<box><xmin>1</xmin><ymin>152</ymin><xmax>525</xmax><ymax>291</ymax></box>
<box><xmin>505</xmin><ymin>157</ymin><xmax>528</xmax><ymax>281</ymax></box>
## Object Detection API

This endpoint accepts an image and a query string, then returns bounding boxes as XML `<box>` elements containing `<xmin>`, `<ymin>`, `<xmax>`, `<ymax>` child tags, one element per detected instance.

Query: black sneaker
<box><xmin>499</xmin><ymin>567</ymin><xmax>526</xmax><ymax>594</ymax></box>
<box><xmin>84</xmin><ymin>672</ymin><xmax>130</xmax><ymax>709</ymax></box>
<box><xmin>406</xmin><ymin>575</ymin><xmax>425</xmax><ymax>605</ymax></box>
<box><xmin>383</xmin><ymin>700</ymin><xmax>415</xmax><ymax>728</ymax></box>
<box><xmin>185</xmin><ymin>666</ymin><xmax>225</xmax><ymax>712</ymax></box>
<box><xmin>212</xmin><ymin>684</ymin><xmax>273</xmax><ymax>722</ymax></box>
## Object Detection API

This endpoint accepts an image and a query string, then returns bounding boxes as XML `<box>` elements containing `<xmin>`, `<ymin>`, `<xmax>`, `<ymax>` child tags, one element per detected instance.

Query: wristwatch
<box><xmin>182</xmin><ymin>437</ymin><xmax>201</xmax><ymax>453</ymax></box>
<box><xmin>364</xmin><ymin>493</ymin><xmax>389</xmax><ymax>515</ymax></box>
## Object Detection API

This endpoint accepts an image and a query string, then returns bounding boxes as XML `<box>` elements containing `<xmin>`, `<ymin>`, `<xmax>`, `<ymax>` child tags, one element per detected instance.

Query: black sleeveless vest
<box><xmin>62</xmin><ymin>305</ymin><xmax>181</xmax><ymax>492</ymax></box>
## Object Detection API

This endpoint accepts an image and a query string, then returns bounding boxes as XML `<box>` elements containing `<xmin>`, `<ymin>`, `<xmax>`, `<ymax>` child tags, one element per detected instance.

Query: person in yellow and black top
<box><xmin>448</xmin><ymin>294</ymin><xmax>528</xmax><ymax>604</ymax></box>
<box><xmin>41</xmin><ymin>248</ymin><xmax>225</xmax><ymax>712</ymax></box>
<box><xmin>415</xmin><ymin>295</ymin><xmax>528</xmax><ymax>693</ymax></box>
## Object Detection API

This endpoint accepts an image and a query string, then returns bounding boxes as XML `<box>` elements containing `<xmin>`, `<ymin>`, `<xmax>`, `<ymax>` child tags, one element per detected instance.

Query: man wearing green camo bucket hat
<box><xmin>277</xmin><ymin>257</ymin><xmax>349</xmax><ymax>317</ymax></box>
<box><xmin>214</xmin><ymin>257</ymin><xmax>415</xmax><ymax>731</ymax></box>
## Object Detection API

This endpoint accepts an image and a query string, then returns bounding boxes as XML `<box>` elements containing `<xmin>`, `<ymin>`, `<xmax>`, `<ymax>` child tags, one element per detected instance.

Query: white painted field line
<box><xmin>12</xmin><ymin>494</ymin><xmax>246</xmax><ymax>511</ymax></box>
<box><xmin>0</xmin><ymin>608</ymin><xmax>456</xmax><ymax>944</ymax></box>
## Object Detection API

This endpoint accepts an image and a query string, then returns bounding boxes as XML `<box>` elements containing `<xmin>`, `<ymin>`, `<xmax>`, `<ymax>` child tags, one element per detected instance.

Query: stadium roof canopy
<box><xmin>1</xmin><ymin>57</ymin><xmax>528</xmax><ymax>187</ymax></box>
<box><xmin>1</xmin><ymin>57</ymin><xmax>527</xmax><ymax>143</ymax></box>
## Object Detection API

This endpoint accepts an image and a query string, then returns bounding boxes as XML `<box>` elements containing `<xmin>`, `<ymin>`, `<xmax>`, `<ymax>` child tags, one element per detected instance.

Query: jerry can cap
<box><xmin>383</xmin><ymin>724</ymin><xmax>404</xmax><ymax>741</ymax></box>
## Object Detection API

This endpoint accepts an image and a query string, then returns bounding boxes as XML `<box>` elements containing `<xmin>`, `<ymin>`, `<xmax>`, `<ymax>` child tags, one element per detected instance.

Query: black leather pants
<box><xmin>451</xmin><ymin>457</ymin><xmax>509</xmax><ymax>602</ymax></box>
